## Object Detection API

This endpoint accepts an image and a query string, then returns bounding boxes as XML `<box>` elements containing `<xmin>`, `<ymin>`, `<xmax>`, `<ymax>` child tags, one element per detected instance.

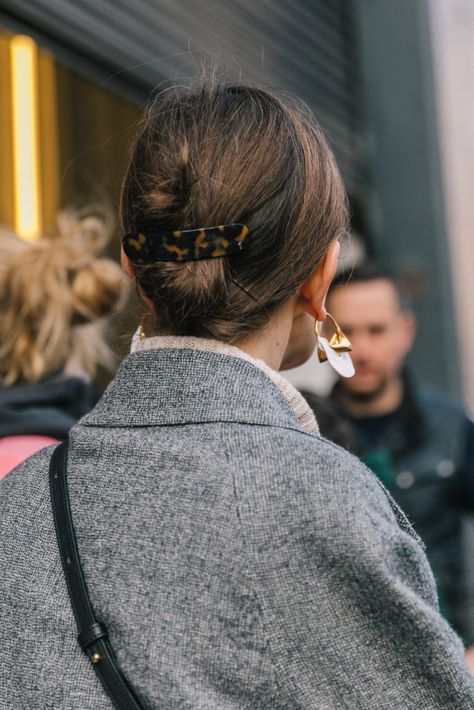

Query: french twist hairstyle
<box><xmin>120</xmin><ymin>78</ymin><xmax>348</xmax><ymax>341</ymax></box>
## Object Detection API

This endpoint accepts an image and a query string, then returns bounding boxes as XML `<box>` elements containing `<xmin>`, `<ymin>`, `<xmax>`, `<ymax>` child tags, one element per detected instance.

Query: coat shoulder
<box><xmin>233</xmin><ymin>424</ymin><xmax>403</xmax><ymax>538</ymax></box>
<box><xmin>0</xmin><ymin>445</ymin><xmax>55</xmax><ymax>529</ymax></box>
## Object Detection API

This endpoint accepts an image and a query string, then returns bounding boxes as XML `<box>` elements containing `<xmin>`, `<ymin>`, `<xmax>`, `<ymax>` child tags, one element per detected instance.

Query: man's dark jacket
<box><xmin>324</xmin><ymin>374</ymin><xmax>474</xmax><ymax>643</ymax></box>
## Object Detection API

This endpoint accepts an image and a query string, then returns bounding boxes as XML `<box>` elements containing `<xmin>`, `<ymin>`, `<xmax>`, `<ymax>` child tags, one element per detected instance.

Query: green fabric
<box><xmin>362</xmin><ymin>448</ymin><xmax>397</xmax><ymax>488</ymax></box>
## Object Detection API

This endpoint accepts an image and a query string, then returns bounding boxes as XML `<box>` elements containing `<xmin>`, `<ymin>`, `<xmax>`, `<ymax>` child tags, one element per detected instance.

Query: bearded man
<box><xmin>324</xmin><ymin>264</ymin><xmax>474</xmax><ymax>668</ymax></box>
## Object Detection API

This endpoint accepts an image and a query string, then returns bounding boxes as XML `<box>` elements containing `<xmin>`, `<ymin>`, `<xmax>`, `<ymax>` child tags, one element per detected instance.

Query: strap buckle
<box><xmin>78</xmin><ymin>621</ymin><xmax>108</xmax><ymax>651</ymax></box>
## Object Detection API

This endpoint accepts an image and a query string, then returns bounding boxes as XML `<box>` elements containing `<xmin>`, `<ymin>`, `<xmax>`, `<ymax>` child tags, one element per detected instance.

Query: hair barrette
<box><xmin>122</xmin><ymin>223</ymin><xmax>249</xmax><ymax>263</ymax></box>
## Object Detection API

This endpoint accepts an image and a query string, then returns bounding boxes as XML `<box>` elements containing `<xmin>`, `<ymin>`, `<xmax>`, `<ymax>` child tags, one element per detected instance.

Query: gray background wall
<box><xmin>354</xmin><ymin>0</ymin><xmax>460</xmax><ymax>399</ymax></box>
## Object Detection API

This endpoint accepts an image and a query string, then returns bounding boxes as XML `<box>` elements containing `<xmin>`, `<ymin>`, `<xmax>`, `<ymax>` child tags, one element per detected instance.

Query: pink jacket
<box><xmin>0</xmin><ymin>435</ymin><xmax>58</xmax><ymax>480</ymax></box>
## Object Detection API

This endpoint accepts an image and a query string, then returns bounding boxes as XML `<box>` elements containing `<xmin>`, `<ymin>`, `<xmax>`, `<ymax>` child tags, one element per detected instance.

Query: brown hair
<box><xmin>0</xmin><ymin>209</ymin><xmax>127</xmax><ymax>386</ymax></box>
<box><xmin>120</xmin><ymin>79</ymin><xmax>348</xmax><ymax>341</ymax></box>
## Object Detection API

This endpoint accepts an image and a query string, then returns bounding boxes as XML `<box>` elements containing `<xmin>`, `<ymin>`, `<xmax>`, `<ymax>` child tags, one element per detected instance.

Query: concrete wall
<box><xmin>428</xmin><ymin>0</ymin><xmax>474</xmax><ymax>412</ymax></box>
<box><xmin>352</xmin><ymin>0</ymin><xmax>461</xmax><ymax>398</ymax></box>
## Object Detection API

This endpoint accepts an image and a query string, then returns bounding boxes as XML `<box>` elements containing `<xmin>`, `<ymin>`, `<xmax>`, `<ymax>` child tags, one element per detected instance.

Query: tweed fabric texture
<box><xmin>1</xmin><ymin>346</ymin><xmax>474</xmax><ymax>709</ymax></box>
<box><xmin>130</xmin><ymin>334</ymin><xmax>320</xmax><ymax>436</ymax></box>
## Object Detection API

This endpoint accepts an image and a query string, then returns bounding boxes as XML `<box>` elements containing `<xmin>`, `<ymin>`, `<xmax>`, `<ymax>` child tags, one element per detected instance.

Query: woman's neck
<box><xmin>235</xmin><ymin>301</ymin><xmax>294</xmax><ymax>371</ymax></box>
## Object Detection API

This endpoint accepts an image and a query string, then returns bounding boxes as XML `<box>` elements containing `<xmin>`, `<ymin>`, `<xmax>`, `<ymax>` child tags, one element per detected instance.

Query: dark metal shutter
<box><xmin>0</xmin><ymin>0</ymin><xmax>365</xmax><ymax>195</ymax></box>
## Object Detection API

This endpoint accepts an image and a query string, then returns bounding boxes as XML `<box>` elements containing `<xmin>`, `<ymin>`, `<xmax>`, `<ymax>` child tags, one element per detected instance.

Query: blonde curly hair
<box><xmin>0</xmin><ymin>208</ymin><xmax>127</xmax><ymax>386</ymax></box>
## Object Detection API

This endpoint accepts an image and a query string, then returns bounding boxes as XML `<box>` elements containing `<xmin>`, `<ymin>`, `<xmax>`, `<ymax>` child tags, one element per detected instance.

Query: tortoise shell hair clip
<box><xmin>122</xmin><ymin>223</ymin><xmax>249</xmax><ymax>263</ymax></box>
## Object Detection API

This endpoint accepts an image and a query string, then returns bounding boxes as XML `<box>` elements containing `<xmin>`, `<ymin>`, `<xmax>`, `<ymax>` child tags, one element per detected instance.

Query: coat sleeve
<box><xmin>236</xmin><ymin>435</ymin><xmax>474</xmax><ymax>710</ymax></box>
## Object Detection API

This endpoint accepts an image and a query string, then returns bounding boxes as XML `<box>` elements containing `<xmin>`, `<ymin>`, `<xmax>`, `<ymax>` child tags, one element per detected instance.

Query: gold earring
<box><xmin>139</xmin><ymin>315</ymin><xmax>146</xmax><ymax>341</ymax></box>
<box><xmin>315</xmin><ymin>312</ymin><xmax>352</xmax><ymax>363</ymax></box>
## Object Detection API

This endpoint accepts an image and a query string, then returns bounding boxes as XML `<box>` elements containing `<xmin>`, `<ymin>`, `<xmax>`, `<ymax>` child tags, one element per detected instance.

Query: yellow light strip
<box><xmin>10</xmin><ymin>35</ymin><xmax>41</xmax><ymax>240</ymax></box>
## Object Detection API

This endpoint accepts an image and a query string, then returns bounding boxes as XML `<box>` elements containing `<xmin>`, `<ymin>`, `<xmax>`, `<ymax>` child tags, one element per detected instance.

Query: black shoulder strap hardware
<box><xmin>49</xmin><ymin>441</ymin><xmax>146</xmax><ymax>710</ymax></box>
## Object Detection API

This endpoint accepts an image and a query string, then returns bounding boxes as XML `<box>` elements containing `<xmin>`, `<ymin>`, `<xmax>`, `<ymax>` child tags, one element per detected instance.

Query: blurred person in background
<box><xmin>322</xmin><ymin>263</ymin><xmax>474</xmax><ymax>670</ymax></box>
<box><xmin>299</xmin><ymin>390</ymin><xmax>354</xmax><ymax>450</ymax></box>
<box><xmin>0</xmin><ymin>210</ymin><xmax>127</xmax><ymax>478</ymax></box>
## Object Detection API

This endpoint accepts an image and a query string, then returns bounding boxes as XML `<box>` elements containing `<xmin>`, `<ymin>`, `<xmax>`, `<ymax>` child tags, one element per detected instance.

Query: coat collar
<box><xmin>81</xmin><ymin>336</ymin><xmax>319</xmax><ymax>436</ymax></box>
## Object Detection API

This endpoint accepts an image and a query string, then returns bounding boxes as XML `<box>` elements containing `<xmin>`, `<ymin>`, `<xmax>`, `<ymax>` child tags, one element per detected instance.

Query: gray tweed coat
<box><xmin>1</xmin><ymin>339</ymin><xmax>474</xmax><ymax>709</ymax></box>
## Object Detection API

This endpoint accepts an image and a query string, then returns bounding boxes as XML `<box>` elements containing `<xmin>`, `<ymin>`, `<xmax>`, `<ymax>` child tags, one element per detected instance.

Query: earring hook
<box><xmin>315</xmin><ymin>312</ymin><xmax>354</xmax><ymax>377</ymax></box>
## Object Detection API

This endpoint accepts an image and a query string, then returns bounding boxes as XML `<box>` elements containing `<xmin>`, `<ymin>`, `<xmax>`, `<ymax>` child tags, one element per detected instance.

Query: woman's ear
<box><xmin>298</xmin><ymin>240</ymin><xmax>340</xmax><ymax>321</ymax></box>
<box><xmin>121</xmin><ymin>247</ymin><xmax>156</xmax><ymax>310</ymax></box>
<box><xmin>120</xmin><ymin>247</ymin><xmax>135</xmax><ymax>282</ymax></box>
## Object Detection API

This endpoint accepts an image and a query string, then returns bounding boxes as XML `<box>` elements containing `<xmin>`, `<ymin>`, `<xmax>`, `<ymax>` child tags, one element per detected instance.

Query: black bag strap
<box><xmin>49</xmin><ymin>441</ymin><xmax>146</xmax><ymax>710</ymax></box>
